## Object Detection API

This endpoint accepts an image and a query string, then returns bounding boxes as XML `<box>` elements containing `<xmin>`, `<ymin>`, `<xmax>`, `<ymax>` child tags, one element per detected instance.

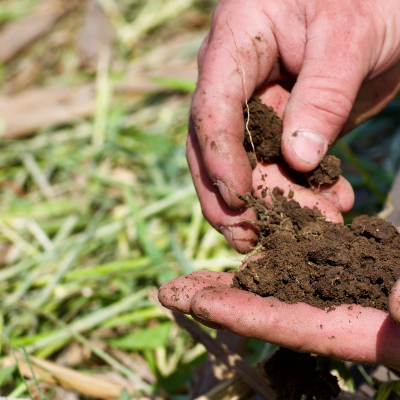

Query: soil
<box><xmin>243</xmin><ymin>97</ymin><xmax>341</xmax><ymax>185</ymax></box>
<box><xmin>243</xmin><ymin>97</ymin><xmax>282</xmax><ymax>162</ymax></box>
<box><xmin>263</xmin><ymin>348</ymin><xmax>340</xmax><ymax>400</ymax></box>
<box><xmin>232</xmin><ymin>189</ymin><xmax>400</xmax><ymax>311</ymax></box>
<box><xmin>304</xmin><ymin>155</ymin><xmax>342</xmax><ymax>185</ymax></box>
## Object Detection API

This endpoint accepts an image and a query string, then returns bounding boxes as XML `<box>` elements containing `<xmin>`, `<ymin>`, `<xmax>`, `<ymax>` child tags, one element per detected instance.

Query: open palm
<box><xmin>159</xmin><ymin>269</ymin><xmax>400</xmax><ymax>371</ymax></box>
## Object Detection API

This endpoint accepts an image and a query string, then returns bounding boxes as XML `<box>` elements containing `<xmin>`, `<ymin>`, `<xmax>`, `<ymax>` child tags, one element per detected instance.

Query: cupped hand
<box><xmin>189</xmin><ymin>0</ymin><xmax>400</xmax><ymax>252</ymax></box>
<box><xmin>159</xmin><ymin>270</ymin><xmax>400</xmax><ymax>371</ymax></box>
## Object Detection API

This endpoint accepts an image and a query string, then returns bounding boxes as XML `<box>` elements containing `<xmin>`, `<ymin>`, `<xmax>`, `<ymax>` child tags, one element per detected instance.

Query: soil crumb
<box><xmin>243</xmin><ymin>98</ymin><xmax>341</xmax><ymax>185</ymax></box>
<box><xmin>264</xmin><ymin>348</ymin><xmax>340</xmax><ymax>400</ymax></box>
<box><xmin>233</xmin><ymin>189</ymin><xmax>400</xmax><ymax>311</ymax></box>
<box><xmin>243</xmin><ymin>97</ymin><xmax>282</xmax><ymax>161</ymax></box>
<box><xmin>305</xmin><ymin>154</ymin><xmax>342</xmax><ymax>185</ymax></box>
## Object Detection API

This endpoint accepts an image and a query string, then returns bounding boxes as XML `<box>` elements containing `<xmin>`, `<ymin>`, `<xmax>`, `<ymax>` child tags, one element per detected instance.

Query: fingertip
<box><xmin>282</xmin><ymin>129</ymin><xmax>328</xmax><ymax>172</ymax></box>
<box><xmin>389</xmin><ymin>280</ymin><xmax>400</xmax><ymax>325</ymax></box>
<box><xmin>219</xmin><ymin>220</ymin><xmax>259</xmax><ymax>254</ymax></box>
<box><xmin>317</xmin><ymin>176</ymin><xmax>355</xmax><ymax>213</ymax></box>
<box><xmin>190</xmin><ymin>286</ymin><xmax>269</xmax><ymax>337</ymax></box>
<box><xmin>324</xmin><ymin>206</ymin><xmax>344</xmax><ymax>224</ymax></box>
<box><xmin>216</xmin><ymin>179</ymin><xmax>233</xmax><ymax>208</ymax></box>
<box><xmin>158</xmin><ymin>283</ymin><xmax>171</xmax><ymax>308</ymax></box>
<box><xmin>216</xmin><ymin>178</ymin><xmax>250</xmax><ymax>210</ymax></box>
<box><xmin>158</xmin><ymin>275</ymin><xmax>226</xmax><ymax>314</ymax></box>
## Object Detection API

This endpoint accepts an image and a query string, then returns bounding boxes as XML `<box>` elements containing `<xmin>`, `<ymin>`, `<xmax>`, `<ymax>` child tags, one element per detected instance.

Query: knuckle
<box><xmin>301</xmin><ymin>82</ymin><xmax>354</xmax><ymax>127</ymax></box>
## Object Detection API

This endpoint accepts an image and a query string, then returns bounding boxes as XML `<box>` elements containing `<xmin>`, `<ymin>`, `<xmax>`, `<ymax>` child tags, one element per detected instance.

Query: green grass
<box><xmin>0</xmin><ymin>91</ymin><xmax>242</xmax><ymax>395</ymax></box>
<box><xmin>0</xmin><ymin>2</ymin><xmax>245</xmax><ymax>397</ymax></box>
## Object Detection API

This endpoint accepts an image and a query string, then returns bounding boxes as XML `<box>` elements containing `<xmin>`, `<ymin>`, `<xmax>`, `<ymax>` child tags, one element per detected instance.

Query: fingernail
<box><xmin>219</xmin><ymin>225</ymin><xmax>239</xmax><ymax>252</ymax></box>
<box><xmin>322</xmin><ymin>192</ymin><xmax>342</xmax><ymax>212</ymax></box>
<box><xmin>216</xmin><ymin>179</ymin><xmax>231</xmax><ymax>207</ymax></box>
<box><xmin>290</xmin><ymin>130</ymin><xmax>328</xmax><ymax>164</ymax></box>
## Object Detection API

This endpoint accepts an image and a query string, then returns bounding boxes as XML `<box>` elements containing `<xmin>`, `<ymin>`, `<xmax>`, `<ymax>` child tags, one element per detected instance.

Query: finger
<box><xmin>192</xmin><ymin>315</ymin><xmax>225</xmax><ymax>330</ymax></box>
<box><xmin>389</xmin><ymin>279</ymin><xmax>400</xmax><ymax>325</ymax></box>
<box><xmin>281</xmin><ymin>15</ymin><xmax>371</xmax><ymax>172</ymax></box>
<box><xmin>158</xmin><ymin>273</ymin><xmax>230</xmax><ymax>314</ymax></box>
<box><xmin>187</xmin><ymin>125</ymin><xmax>259</xmax><ymax>253</ymax></box>
<box><xmin>197</xmin><ymin>33</ymin><xmax>210</xmax><ymax>71</ymax></box>
<box><xmin>252</xmin><ymin>163</ymin><xmax>344</xmax><ymax>223</ymax></box>
<box><xmin>190</xmin><ymin>287</ymin><xmax>400</xmax><ymax>369</ymax></box>
<box><xmin>312</xmin><ymin>176</ymin><xmax>355</xmax><ymax>213</ymax></box>
<box><xmin>191</xmin><ymin>2</ymin><xmax>279</xmax><ymax>208</ymax></box>
<box><xmin>186</xmin><ymin>270</ymin><xmax>236</xmax><ymax>286</ymax></box>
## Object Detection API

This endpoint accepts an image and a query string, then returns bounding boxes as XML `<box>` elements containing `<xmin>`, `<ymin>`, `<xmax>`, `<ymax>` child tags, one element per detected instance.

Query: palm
<box><xmin>159</xmin><ymin>270</ymin><xmax>400</xmax><ymax>371</ymax></box>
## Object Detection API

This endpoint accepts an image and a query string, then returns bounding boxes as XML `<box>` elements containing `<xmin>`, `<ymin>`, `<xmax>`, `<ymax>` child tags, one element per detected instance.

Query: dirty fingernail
<box><xmin>219</xmin><ymin>225</ymin><xmax>238</xmax><ymax>252</ymax></box>
<box><xmin>290</xmin><ymin>130</ymin><xmax>328</xmax><ymax>165</ymax></box>
<box><xmin>322</xmin><ymin>192</ymin><xmax>342</xmax><ymax>212</ymax></box>
<box><xmin>216</xmin><ymin>179</ymin><xmax>231</xmax><ymax>207</ymax></box>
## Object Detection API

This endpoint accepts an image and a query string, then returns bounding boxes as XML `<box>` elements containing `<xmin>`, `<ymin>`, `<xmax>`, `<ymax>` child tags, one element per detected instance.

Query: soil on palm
<box><xmin>232</xmin><ymin>189</ymin><xmax>400</xmax><ymax>311</ymax></box>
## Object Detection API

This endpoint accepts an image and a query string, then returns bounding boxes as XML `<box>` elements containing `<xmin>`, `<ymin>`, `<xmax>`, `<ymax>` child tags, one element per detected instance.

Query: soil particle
<box><xmin>243</xmin><ymin>98</ymin><xmax>341</xmax><ymax>185</ymax></box>
<box><xmin>272</xmin><ymin>187</ymin><xmax>284</xmax><ymax>197</ymax></box>
<box><xmin>233</xmin><ymin>190</ymin><xmax>400</xmax><ymax>311</ymax></box>
<box><xmin>192</xmin><ymin>113</ymin><xmax>201</xmax><ymax>131</ymax></box>
<box><xmin>263</xmin><ymin>348</ymin><xmax>340</xmax><ymax>400</ymax></box>
<box><xmin>197</xmin><ymin>306</ymin><xmax>211</xmax><ymax>320</ymax></box>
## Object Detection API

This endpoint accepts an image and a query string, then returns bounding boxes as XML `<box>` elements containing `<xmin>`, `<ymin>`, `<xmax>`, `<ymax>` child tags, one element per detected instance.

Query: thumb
<box><xmin>389</xmin><ymin>279</ymin><xmax>400</xmax><ymax>325</ymax></box>
<box><xmin>281</xmin><ymin>42</ymin><xmax>366</xmax><ymax>172</ymax></box>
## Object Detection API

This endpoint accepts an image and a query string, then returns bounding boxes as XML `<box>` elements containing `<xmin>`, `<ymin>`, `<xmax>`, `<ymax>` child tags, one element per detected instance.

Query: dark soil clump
<box><xmin>243</xmin><ymin>97</ymin><xmax>282</xmax><ymax>161</ymax></box>
<box><xmin>233</xmin><ymin>189</ymin><xmax>400</xmax><ymax>311</ymax></box>
<box><xmin>304</xmin><ymin>154</ymin><xmax>342</xmax><ymax>185</ymax></box>
<box><xmin>264</xmin><ymin>348</ymin><xmax>340</xmax><ymax>400</ymax></box>
<box><xmin>243</xmin><ymin>98</ymin><xmax>341</xmax><ymax>185</ymax></box>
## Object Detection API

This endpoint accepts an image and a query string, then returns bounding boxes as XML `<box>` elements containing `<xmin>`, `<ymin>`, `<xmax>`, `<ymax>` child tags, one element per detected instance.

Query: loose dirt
<box><xmin>232</xmin><ymin>187</ymin><xmax>400</xmax><ymax>311</ymax></box>
<box><xmin>234</xmin><ymin>98</ymin><xmax>400</xmax><ymax>312</ymax></box>
<box><xmin>264</xmin><ymin>348</ymin><xmax>340</xmax><ymax>400</ymax></box>
<box><xmin>243</xmin><ymin>97</ymin><xmax>342</xmax><ymax>185</ymax></box>
<box><xmin>304</xmin><ymin>155</ymin><xmax>342</xmax><ymax>185</ymax></box>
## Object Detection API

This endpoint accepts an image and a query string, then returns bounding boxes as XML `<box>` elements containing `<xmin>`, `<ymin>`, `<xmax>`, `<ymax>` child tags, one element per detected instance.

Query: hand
<box><xmin>189</xmin><ymin>0</ymin><xmax>400</xmax><ymax>252</ymax></box>
<box><xmin>159</xmin><ymin>269</ymin><xmax>400</xmax><ymax>371</ymax></box>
